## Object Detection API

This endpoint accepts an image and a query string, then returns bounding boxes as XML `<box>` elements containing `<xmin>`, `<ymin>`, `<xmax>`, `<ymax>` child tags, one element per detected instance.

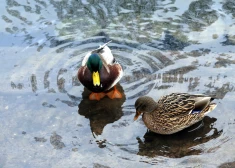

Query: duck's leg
<box><xmin>106</xmin><ymin>85</ymin><xmax>122</xmax><ymax>99</ymax></box>
<box><xmin>89</xmin><ymin>92</ymin><xmax>106</xmax><ymax>101</ymax></box>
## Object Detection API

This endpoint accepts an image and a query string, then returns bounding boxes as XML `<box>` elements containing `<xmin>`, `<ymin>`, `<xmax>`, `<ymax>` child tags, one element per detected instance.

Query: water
<box><xmin>1</xmin><ymin>0</ymin><xmax>235</xmax><ymax>167</ymax></box>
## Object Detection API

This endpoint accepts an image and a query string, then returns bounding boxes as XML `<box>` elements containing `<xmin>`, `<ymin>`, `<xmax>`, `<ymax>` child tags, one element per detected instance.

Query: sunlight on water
<box><xmin>1</xmin><ymin>0</ymin><xmax>235</xmax><ymax>167</ymax></box>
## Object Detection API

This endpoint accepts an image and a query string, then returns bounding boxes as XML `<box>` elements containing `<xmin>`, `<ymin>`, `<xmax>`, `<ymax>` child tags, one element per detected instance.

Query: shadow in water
<box><xmin>219</xmin><ymin>161</ymin><xmax>235</xmax><ymax>168</ymax></box>
<box><xmin>137</xmin><ymin>116</ymin><xmax>222</xmax><ymax>158</ymax></box>
<box><xmin>78</xmin><ymin>83</ymin><xmax>126</xmax><ymax>135</ymax></box>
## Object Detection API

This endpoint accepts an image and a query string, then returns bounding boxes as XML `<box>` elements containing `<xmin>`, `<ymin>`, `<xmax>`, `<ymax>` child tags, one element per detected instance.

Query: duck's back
<box><xmin>142</xmin><ymin>93</ymin><xmax>216</xmax><ymax>134</ymax></box>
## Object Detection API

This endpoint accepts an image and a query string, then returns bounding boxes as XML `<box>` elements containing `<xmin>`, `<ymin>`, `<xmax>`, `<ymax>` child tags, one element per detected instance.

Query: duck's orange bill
<box><xmin>92</xmin><ymin>71</ymin><xmax>100</xmax><ymax>86</ymax></box>
<box><xmin>134</xmin><ymin>111</ymin><xmax>141</xmax><ymax>121</ymax></box>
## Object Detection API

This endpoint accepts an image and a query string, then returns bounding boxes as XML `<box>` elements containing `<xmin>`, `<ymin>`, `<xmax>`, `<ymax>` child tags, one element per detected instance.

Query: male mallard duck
<box><xmin>77</xmin><ymin>41</ymin><xmax>123</xmax><ymax>100</ymax></box>
<box><xmin>134</xmin><ymin>93</ymin><xmax>217</xmax><ymax>134</ymax></box>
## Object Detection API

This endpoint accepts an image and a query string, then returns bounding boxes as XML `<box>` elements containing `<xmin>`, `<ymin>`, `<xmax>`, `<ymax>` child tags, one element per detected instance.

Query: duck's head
<box><xmin>87</xmin><ymin>53</ymin><xmax>103</xmax><ymax>86</ymax></box>
<box><xmin>134</xmin><ymin>96</ymin><xmax>157</xmax><ymax>121</ymax></box>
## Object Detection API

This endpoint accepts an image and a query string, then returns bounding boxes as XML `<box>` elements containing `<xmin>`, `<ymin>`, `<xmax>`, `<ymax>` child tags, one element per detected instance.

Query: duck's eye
<box><xmin>112</xmin><ymin>58</ymin><xmax>116</xmax><ymax>63</ymax></box>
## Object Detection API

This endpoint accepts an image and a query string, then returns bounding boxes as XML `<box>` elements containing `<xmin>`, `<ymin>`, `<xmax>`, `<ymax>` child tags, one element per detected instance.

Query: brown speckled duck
<box><xmin>134</xmin><ymin>93</ymin><xmax>217</xmax><ymax>134</ymax></box>
<box><xmin>77</xmin><ymin>41</ymin><xmax>123</xmax><ymax>100</ymax></box>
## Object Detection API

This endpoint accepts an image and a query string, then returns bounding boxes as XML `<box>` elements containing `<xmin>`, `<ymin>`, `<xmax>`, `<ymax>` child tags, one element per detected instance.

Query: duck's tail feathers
<box><xmin>203</xmin><ymin>103</ymin><xmax>217</xmax><ymax>115</ymax></box>
<box><xmin>99</xmin><ymin>40</ymin><xmax>112</xmax><ymax>49</ymax></box>
<box><xmin>92</xmin><ymin>40</ymin><xmax>112</xmax><ymax>54</ymax></box>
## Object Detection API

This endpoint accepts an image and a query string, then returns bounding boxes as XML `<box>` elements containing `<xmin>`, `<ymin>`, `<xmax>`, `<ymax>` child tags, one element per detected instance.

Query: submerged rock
<box><xmin>34</xmin><ymin>137</ymin><xmax>47</xmax><ymax>143</ymax></box>
<box><xmin>50</xmin><ymin>132</ymin><xmax>65</xmax><ymax>149</ymax></box>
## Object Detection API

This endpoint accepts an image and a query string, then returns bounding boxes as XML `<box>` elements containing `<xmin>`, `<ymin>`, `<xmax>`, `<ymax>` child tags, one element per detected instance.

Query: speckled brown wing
<box><xmin>155</xmin><ymin>93</ymin><xmax>196</xmax><ymax>118</ymax></box>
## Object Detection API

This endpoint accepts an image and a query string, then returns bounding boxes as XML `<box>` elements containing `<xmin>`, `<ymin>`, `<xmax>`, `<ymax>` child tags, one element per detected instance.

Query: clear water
<box><xmin>1</xmin><ymin>0</ymin><xmax>235</xmax><ymax>167</ymax></box>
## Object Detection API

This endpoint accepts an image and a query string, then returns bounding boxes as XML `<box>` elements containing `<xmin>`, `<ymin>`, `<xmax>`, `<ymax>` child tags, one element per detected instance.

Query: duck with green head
<box><xmin>77</xmin><ymin>41</ymin><xmax>123</xmax><ymax>100</ymax></box>
<box><xmin>134</xmin><ymin>93</ymin><xmax>217</xmax><ymax>134</ymax></box>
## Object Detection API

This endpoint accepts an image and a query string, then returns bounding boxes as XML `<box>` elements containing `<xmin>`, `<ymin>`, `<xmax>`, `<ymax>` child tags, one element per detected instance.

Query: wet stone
<box><xmin>93</xmin><ymin>163</ymin><xmax>110</xmax><ymax>168</ymax></box>
<box><xmin>2</xmin><ymin>15</ymin><xmax>12</xmax><ymax>23</ymax></box>
<box><xmin>161</xmin><ymin>31</ymin><xmax>190</xmax><ymax>50</ymax></box>
<box><xmin>50</xmin><ymin>39</ymin><xmax>72</xmax><ymax>48</ymax></box>
<box><xmin>204</xmin><ymin>83</ymin><xmax>231</xmax><ymax>99</ymax></box>
<box><xmin>72</xmin><ymin>76</ymin><xmax>80</xmax><ymax>86</ymax></box>
<box><xmin>5</xmin><ymin>27</ymin><xmax>14</xmax><ymax>34</ymax></box>
<box><xmin>50</xmin><ymin>132</ymin><xmax>65</xmax><ymax>149</ymax></box>
<box><xmin>214</xmin><ymin>57</ymin><xmax>235</xmax><ymax>68</ymax></box>
<box><xmin>138</xmin><ymin>55</ymin><xmax>160</xmax><ymax>72</ymax></box>
<box><xmin>44</xmin><ymin>70</ymin><xmax>50</xmax><ymax>89</ymax></box>
<box><xmin>72</xmin><ymin>148</ymin><xmax>78</xmax><ymax>152</ymax></box>
<box><xmin>42</xmin><ymin>102</ymin><xmax>56</xmax><ymax>108</ymax></box>
<box><xmin>222</xmin><ymin>0</ymin><xmax>235</xmax><ymax>17</ymax></box>
<box><xmin>187</xmin><ymin>50</ymin><xmax>202</xmax><ymax>57</ymax></box>
<box><xmin>34</xmin><ymin>137</ymin><xmax>47</xmax><ymax>143</ymax></box>
<box><xmin>181</xmin><ymin>0</ymin><xmax>218</xmax><ymax>31</ymax></box>
<box><xmin>164</xmin><ymin>65</ymin><xmax>197</xmax><ymax>76</ymax></box>
<box><xmin>96</xmin><ymin>140</ymin><xmax>106</xmax><ymax>148</ymax></box>
<box><xmin>132</xmin><ymin>68</ymin><xmax>151</xmax><ymax>77</ymax></box>
<box><xmin>58</xmin><ymin>68</ymin><xmax>67</xmax><ymax>75</ymax></box>
<box><xmin>148</xmin><ymin>51</ymin><xmax>174</xmax><ymax>66</ymax></box>
<box><xmin>57</xmin><ymin>78</ymin><xmax>66</xmax><ymax>93</ymax></box>
<box><xmin>60</xmin><ymin>100</ymin><xmax>78</xmax><ymax>107</ymax></box>
<box><xmin>17</xmin><ymin>83</ymin><xmax>23</xmax><ymax>89</ymax></box>
<box><xmin>155</xmin><ymin>85</ymin><xmax>172</xmax><ymax>90</ymax></box>
<box><xmin>221</xmin><ymin>34</ymin><xmax>235</xmax><ymax>46</ymax></box>
<box><xmin>112</xmin><ymin>121</ymin><xmax>129</xmax><ymax>128</ymax></box>
<box><xmin>11</xmin><ymin>82</ymin><xmax>17</xmax><ymax>89</ymax></box>
<box><xmin>30</xmin><ymin>74</ymin><xmax>37</xmax><ymax>92</ymax></box>
<box><xmin>213</xmin><ymin>34</ymin><xmax>218</xmax><ymax>39</ymax></box>
<box><xmin>48</xmin><ymin>88</ymin><xmax>56</xmax><ymax>93</ymax></box>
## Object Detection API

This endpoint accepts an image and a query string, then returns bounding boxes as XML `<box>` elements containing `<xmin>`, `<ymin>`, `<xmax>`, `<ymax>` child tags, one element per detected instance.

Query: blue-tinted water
<box><xmin>0</xmin><ymin>0</ymin><xmax>235</xmax><ymax>167</ymax></box>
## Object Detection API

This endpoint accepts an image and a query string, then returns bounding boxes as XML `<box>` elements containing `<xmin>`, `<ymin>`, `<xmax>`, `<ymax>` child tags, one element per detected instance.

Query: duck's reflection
<box><xmin>137</xmin><ymin>116</ymin><xmax>222</xmax><ymax>158</ymax></box>
<box><xmin>78</xmin><ymin>83</ymin><xmax>126</xmax><ymax>135</ymax></box>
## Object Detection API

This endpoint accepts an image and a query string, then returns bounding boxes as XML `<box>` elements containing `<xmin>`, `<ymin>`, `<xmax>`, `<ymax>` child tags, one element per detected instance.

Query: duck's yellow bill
<box><xmin>92</xmin><ymin>71</ymin><xmax>100</xmax><ymax>86</ymax></box>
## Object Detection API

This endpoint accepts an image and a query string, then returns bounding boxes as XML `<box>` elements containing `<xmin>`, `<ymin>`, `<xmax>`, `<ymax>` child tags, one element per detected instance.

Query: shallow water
<box><xmin>1</xmin><ymin>0</ymin><xmax>235</xmax><ymax>167</ymax></box>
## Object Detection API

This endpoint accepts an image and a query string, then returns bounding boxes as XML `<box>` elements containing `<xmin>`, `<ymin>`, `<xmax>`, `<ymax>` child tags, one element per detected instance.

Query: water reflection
<box><xmin>137</xmin><ymin>116</ymin><xmax>222</xmax><ymax>158</ymax></box>
<box><xmin>3</xmin><ymin>0</ymin><xmax>231</xmax><ymax>50</ymax></box>
<box><xmin>2</xmin><ymin>0</ymin><xmax>235</xmax><ymax>167</ymax></box>
<box><xmin>219</xmin><ymin>161</ymin><xmax>235</xmax><ymax>168</ymax></box>
<box><xmin>181</xmin><ymin>0</ymin><xmax>218</xmax><ymax>31</ymax></box>
<box><xmin>30</xmin><ymin>74</ymin><xmax>37</xmax><ymax>92</ymax></box>
<box><xmin>78</xmin><ymin>83</ymin><xmax>126</xmax><ymax>135</ymax></box>
<box><xmin>4</xmin><ymin>0</ymin><xmax>219</xmax><ymax>48</ymax></box>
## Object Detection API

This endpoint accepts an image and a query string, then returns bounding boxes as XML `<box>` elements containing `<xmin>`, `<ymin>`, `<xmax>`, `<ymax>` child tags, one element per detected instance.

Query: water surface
<box><xmin>1</xmin><ymin>0</ymin><xmax>235</xmax><ymax>167</ymax></box>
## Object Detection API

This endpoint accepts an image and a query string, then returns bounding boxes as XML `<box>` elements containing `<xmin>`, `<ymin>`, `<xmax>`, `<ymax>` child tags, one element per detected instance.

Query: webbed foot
<box><xmin>106</xmin><ymin>86</ymin><xmax>122</xmax><ymax>99</ymax></box>
<box><xmin>89</xmin><ymin>92</ymin><xmax>106</xmax><ymax>101</ymax></box>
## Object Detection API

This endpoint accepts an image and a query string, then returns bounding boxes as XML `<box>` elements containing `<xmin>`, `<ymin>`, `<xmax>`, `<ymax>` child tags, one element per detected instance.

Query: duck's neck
<box><xmin>142</xmin><ymin>112</ymin><xmax>154</xmax><ymax>127</ymax></box>
<box><xmin>142</xmin><ymin>103</ymin><xmax>158</xmax><ymax>122</ymax></box>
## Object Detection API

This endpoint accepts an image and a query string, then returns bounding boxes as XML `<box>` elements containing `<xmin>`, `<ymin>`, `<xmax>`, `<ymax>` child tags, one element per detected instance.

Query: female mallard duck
<box><xmin>77</xmin><ymin>41</ymin><xmax>123</xmax><ymax>100</ymax></box>
<box><xmin>134</xmin><ymin>93</ymin><xmax>217</xmax><ymax>134</ymax></box>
